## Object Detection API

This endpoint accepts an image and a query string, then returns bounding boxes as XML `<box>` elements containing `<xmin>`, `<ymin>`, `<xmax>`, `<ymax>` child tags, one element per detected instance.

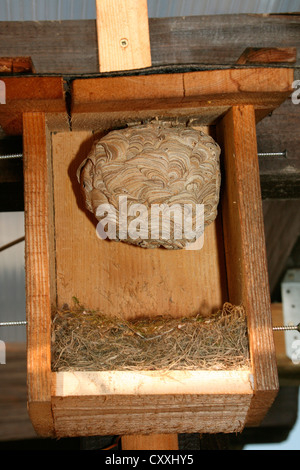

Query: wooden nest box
<box><xmin>9</xmin><ymin>67</ymin><xmax>293</xmax><ymax>437</ymax></box>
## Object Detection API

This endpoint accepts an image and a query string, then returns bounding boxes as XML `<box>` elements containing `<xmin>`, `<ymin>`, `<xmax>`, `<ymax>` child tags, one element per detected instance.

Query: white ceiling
<box><xmin>0</xmin><ymin>0</ymin><xmax>299</xmax><ymax>21</ymax></box>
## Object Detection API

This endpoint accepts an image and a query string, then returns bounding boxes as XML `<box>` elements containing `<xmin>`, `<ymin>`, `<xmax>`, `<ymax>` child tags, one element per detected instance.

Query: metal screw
<box><xmin>0</xmin><ymin>321</ymin><xmax>27</xmax><ymax>327</ymax></box>
<box><xmin>0</xmin><ymin>153</ymin><xmax>23</xmax><ymax>159</ymax></box>
<box><xmin>258</xmin><ymin>151</ymin><xmax>287</xmax><ymax>158</ymax></box>
<box><xmin>120</xmin><ymin>38</ymin><xmax>129</xmax><ymax>48</ymax></box>
<box><xmin>273</xmin><ymin>323</ymin><xmax>300</xmax><ymax>332</ymax></box>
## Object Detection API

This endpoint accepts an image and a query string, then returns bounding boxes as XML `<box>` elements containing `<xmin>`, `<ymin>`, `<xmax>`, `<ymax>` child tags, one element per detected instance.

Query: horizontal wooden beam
<box><xmin>0</xmin><ymin>77</ymin><xmax>68</xmax><ymax>135</ymax></box>
<box><xmin>0</xmin><ymin>15</ymin><xmax>299</xmax><ymax>76</ymax></box>
<box><xmin>70</xmin><ymin>68</ymin><xmax>293</xmax><ymax>129</ymax></box>
<box><xmin>0</xmin><ymin>56</ymin><xmax>35</xmax><ymax>74</ymax></box>
<box><xmin>236</xmin><ymin>47</ymin><xmax>297</xmax><ymax>65</ymax></box>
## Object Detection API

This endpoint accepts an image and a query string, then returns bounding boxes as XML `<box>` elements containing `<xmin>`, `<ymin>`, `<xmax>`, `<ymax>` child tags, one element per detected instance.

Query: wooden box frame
<box><xmin>21</xmin><ymin>68</ymin><xmax>294</xmax><ymax>437</ymax></box>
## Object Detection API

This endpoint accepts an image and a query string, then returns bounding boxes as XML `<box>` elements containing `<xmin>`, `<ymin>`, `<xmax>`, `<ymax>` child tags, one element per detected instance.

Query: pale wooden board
<box><xmin>53</xmin><ymin>370</ymin><xmax>252</xmax><ymax>396</ymax></box>
<box><xmin>52</xmin><ymin>130</ymin><xmax>227</xmax><ymax>320</ymax></box>
<box><xmin>96</xmin><ymin>0</ymin><xmax>151</xmax><ymax>73</ymax></box>
<box><xmin>51</xmin><ymin>370</ymin><xmax>253</xmax><ymax>436</ymax></box>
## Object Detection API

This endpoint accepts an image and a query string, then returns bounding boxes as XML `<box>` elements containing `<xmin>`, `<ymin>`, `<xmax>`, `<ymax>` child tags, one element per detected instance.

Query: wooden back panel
<box><xmin>52</xmin><ymin>130</ymin><xmax>228</xmax><ymax>320</ymax></box>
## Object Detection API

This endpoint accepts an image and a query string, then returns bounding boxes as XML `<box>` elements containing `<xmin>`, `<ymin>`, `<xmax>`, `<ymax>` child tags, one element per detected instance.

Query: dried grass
<box><xmin>51</xmin><ymin>302</ymin><xmax>250</xmax><ymax>372</ymax></box>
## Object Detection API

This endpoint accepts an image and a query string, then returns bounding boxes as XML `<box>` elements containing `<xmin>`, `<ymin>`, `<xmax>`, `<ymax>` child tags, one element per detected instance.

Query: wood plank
<box><xmin>0</xmin><ymin>56</ymin><xmax>35</xmax><ymax>74</ymax></box>
<box><xmin>0</xmin><ymin>77</ymin><xmax>68</xmax><ymax>135</ymax></box>
<box><xmin>53</xmin><ymin>370</ymin><xmax>252</xmax><ymax>396</ymax></box>
<box><xmin>263</xmin><ymin>200</ymin><xmax>300</xmax><ymax>295</ymax></box>
<box><xmin>183</xmin><ymin>68</ymin><xmax>293</xmax><ymax>120</ymax></box>
<box><xmin>257</xmin><ymin>97</ymin><xmax>300</xmax><ymax>199</ymax></box>
<box><xmin>0</xmin><ymin>15</ymin><xmax>299</xmax><ymax>75</ymax></box>
<box><xmin>0</xmin><ymin>343</ymin><xmax>37</xmax><ymax>441</ymax></box>
<box><xmin>217</xmin><ymin>106</ymin><xmax>279</xmax><ymax>427</ymax></box>
<box><xmin>71</xmin><ymin>73</ymin><xmax>183</xmax><ymax>113</ymax></box>
<box><xmin>52</xmin><ymin>370</ymin><xmax>253</xmax><ymax>436</ymax></box>
<box><xmin>70</xmin><ymin>69</ymin><xmax>293</xmax><ymax>128</ymax></box>
<box><xmin>23</xmin><ymin>112</ymin><xmax>55</xmax><ymax>437</ymax></box>
<box><xmin>236</xmin><ymin>47</ymin><xmax>297</xmax><ymax>65</ymax></box>
<box><xmin>271</xmin><ymin>303</ymin><xmax>300</xmax><ymax>386</ymax></box>
<box><xmin>96</xmin><ymin>0</ymin><xmax>151</xmax><ymax>73</ymax></box>
<box><xmin>51</xmin><ymin>130</ymin><xmax>227</xmax><ymax>320</ymax></box>
<box><xmin>121</xmin><ymin>434</ymin><xmax>179</xmax><ymax>450</ymax></box>
<box><xmin>149</xmin><ymin>14</ymin><xmax>300</xmax><ymax>69</ymax></box>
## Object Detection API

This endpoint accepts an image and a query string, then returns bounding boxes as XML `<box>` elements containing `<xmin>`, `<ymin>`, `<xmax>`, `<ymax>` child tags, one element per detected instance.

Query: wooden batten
<box><xmin>96</xmin><ymin>0</ymin><xmax>151</xmax><ymax>73</ymax></box>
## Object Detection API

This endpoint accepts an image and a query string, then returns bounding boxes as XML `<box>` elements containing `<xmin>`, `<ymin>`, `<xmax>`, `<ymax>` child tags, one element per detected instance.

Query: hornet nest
<box><xmin>77</xmin><ymin>122</ymin><xmax>221</xmax><ymax>249</ymax></box>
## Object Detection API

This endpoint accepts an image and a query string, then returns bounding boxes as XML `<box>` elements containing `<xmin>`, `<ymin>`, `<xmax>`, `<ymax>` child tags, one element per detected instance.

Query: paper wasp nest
<box><xmin>77</xmin><ymin>122</ymin><xmax>221</xmax><ymax>249</ymax></box>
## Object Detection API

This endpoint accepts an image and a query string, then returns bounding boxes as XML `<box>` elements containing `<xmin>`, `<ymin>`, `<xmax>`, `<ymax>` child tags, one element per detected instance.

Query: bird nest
<box><xmin>51</xmin><ymin>302</ymin><xmax>250</xmax><ymax>372</ymax></box>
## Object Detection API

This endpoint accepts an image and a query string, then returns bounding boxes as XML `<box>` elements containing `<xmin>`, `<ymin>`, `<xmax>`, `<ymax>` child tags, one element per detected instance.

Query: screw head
<box><xmin>120</xmin><ymin>38</ymin><xmax>129</xmax><ymax>48</ymax></box>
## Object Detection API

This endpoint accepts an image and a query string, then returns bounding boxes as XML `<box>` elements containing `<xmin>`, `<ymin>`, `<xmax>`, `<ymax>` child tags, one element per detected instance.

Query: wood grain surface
<box><xmin>0</xmin><ymin>15</ymin><xmax>299</xmax><ymax>74</ymax></box>
<box><xmin>52</xmin><ymin>129</ymin><xmax>227</xmax><ymax>319</ymax></box>
<box><xmin>23</xmin><ymin>113</ymin><xmax>55</xmax><ymax>436</ymax></box>
<box><xmin>121</xmin><ymin>434</ymin><xmax>179</xmax><ymax>450</ymax></box>
<box><xmin>0</xmin><ymin>77</ymin><xmax>67</xmax><ymax>135</ymax></box>
<box><xmin>96</xmin><ymin>0</ymin><xmax>151</xmax><ymax>73</ymax></box>
<box><xmin>51</xmin><ymin>370</ymin><xmax>253</xmax><ymax>436</ymax></box>
<box><xmin>217</xmin><ymin>106</ymin><xmax>279</xmax><ymax>426</ymax></box>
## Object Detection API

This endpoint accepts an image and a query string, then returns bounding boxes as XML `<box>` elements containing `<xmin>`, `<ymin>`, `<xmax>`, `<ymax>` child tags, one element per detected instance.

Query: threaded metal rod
<box><xmin>258</xmin><ymin>151</ymin><xmax>287</xmax><ymax>158</ymax></box>
<box><xmin>0</xmin><ymin>153</ymin><xmax>23</xmax><ymax>159</ymax></box>
<box><xmin>273</xmin><ymin>323</ymin><xmax>300</xmax><ymax>332</ymax></box>
<box><xmin>0</xmin><ymin>321</ymin><xmax>27</xmax><ymax>327</ymax></box>
<box><xmin>0</xmin><ymin>152</ymin><xmax>287</xmax><ymax>160</ymax></box>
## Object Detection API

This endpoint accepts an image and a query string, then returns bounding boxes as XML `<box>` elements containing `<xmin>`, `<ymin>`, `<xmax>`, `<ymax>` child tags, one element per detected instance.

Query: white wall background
<box><xmin>0</xmin><ymin>0</ymin><xmax>299</xmax><ymax>21</ymax></box>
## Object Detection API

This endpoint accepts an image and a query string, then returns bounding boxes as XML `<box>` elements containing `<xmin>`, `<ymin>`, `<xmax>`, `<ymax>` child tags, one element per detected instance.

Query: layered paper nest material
<box><xmin>77</xmin><ymin>122</ymin><xmax>221</xmax><ymax>249</ymax></box>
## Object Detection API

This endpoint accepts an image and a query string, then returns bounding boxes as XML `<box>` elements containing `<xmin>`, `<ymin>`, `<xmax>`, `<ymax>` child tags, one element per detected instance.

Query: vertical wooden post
<box><xmin>23</xmin><ymin>112</ymin><xmax>54</xmax><ymax>437</ymax></box>
<box><xmin>218</xmin><ymin>106</ymin><xmax>279</xmax><ymax>426</ymax></box>
<box><xmin>96</xmin><ymin>0</ymin><xmax>152</xmax><ymax>73</ymax></box>
<box><xmin>121</xmin><ymin>434</ymin><xmax>179</xmax><ymax>450</ymax></box>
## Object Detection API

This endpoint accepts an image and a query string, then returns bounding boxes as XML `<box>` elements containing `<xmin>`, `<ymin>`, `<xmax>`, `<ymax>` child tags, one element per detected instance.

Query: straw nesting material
<box><xmin>51</xmin><ymin>302</ymin><xmax>250</xmax><ymax>372</ymax></box>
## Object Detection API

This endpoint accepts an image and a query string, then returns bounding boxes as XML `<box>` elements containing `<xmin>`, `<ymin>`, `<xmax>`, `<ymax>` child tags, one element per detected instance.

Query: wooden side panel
<box><xmin>96</xmin><ymin>0</ymin><xmax>151</xmax><ymax>73</ymax></box>
<box><xmin>23</xmin><ymin>112</ymin><xmax>55</xmax><ymax>436</ymax></box>
<box><xmin>51</xmin><ymin>130</ymin><xmax>227</xmax><ymax>320</ymax></box>
<box><xmin>217</xmin><ymin>106</ymin><xmax>279</xmax><ymax>426</ymax></box>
